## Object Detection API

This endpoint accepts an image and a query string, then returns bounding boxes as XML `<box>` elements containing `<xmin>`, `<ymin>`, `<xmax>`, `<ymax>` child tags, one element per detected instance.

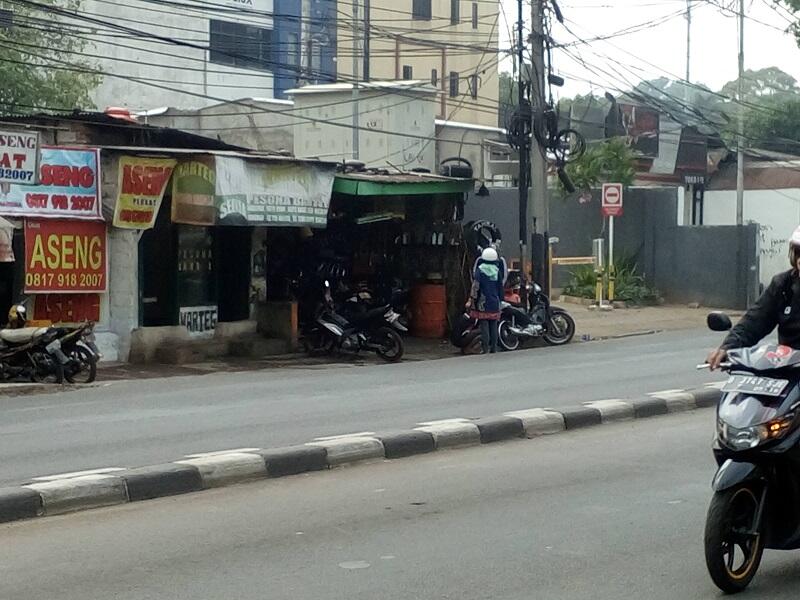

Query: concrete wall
<box><xmin>83</xmin><ymin>0</ymin><xmax>275</xmax><ymax>111</ymax></box>
<box><xmin>704</xmin><ymin>188</ymin><xmax>800</xmax><ymax>288</ymax></box>
<box><xmin>292</xmin><ymin>87</ymin><xmax>438</xmax><ymax>169</ymax></box>
<box><xmin>464</xmin><ymin>185</ymin><xmax>759</xmax><ymax>309</ymax></box>
<box><xmin>334</xmin><ymin>0</ymin><xmax>498</xmax><ymax>127</ymax></box>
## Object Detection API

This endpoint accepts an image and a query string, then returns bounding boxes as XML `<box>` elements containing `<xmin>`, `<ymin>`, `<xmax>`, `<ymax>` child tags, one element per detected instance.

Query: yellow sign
<box><xmin>113</xmin><ymin>156</ymin><xmax>176</xmax><ymax>229</ymax></box>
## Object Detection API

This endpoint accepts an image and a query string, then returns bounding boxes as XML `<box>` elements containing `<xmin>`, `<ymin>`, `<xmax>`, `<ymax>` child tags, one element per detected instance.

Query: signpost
<box><xmin>602</xmin><ymin>183</ymin><xmax>624</xmax><ymax>302</ymax></box>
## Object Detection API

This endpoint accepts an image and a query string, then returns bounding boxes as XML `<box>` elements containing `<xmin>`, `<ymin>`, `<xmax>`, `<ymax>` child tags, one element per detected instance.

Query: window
<box><xmin>431</xmin><ymin>68</ymin><xmax>438</xmax><ymax>87</ymax></box>
<box><xmin>402</xmin><ymin>65</ymin><xmax>413</xmax><ymax>80</ymax></box>
<box><xmin>413</xmin><ymin>0</ymin><xmax>431</xmax><ymax>20</ymax></box>
<box><xmin>468</xmin><ymin>74</ymin><xmax>478</xmax><ymax>99</ymax></box>
<box><xmin>286</xmin><ymin>32</ymin><xmax>300</xmax><ymax>68</ymax></box>
<box><xmin>450</xmin><ymin>0</ymin><xmax>459</xmax><ymax>24</ymax></box>
<box><xmin>449</xmin><ymin>71</ymin><xmax>459</xmax><ymax>97</ymax></box>
<box><xmin>472</xmin><ymin>2</ymin><xmax>478</xmax><ymax>28</ymax></box>
<box><xmin>210</xmin><ymin>20</ymin><xmax>273</xmax><ymax>71</ymax></box>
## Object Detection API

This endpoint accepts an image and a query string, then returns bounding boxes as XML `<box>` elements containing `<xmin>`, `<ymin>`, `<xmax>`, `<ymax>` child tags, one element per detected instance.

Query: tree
<box><xmin>563</xmin><ymin>137</ymin><xmax>636</xmax><ymax>194</ymax></box>
<box><xmin>0</xmin><ymin>0</ymin><xmax>101</xmax><ymax>113</ymax></box>
<box><xmin>720</xmin><ymin>67</ymin><xmax>798</xmax><ymax>103</ymax></box>
<box><xmin>779</xmin><ymin>1</ymin><xmax>800</xmax><ymax>46</ymax></box>
<box><xmin>743</xmin><ymin>97</ymin><xmax>800</xmax><ymax>153</ymax></box>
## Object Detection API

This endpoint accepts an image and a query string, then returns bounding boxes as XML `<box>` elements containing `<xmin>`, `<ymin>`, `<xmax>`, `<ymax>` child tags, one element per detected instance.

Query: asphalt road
<box><xmin>7</xmin><ymin>411</ymin><xmax>800</xmax><ymax>599</ymax></box>
<box><xmin>0</xmin><ymin>329</ymin><xmax>721</xmax><ymax>485</ymax></box>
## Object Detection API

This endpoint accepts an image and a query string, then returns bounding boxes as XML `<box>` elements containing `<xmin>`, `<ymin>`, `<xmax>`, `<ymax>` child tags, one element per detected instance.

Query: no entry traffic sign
<box><xmin>602</xmin><ymin>183</ymin><xmax>623</xmax><ymax>217</ymax></box>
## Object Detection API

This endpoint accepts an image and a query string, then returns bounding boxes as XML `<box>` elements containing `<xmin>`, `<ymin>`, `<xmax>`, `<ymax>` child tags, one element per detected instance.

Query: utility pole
<box><xmin>685</xmin><ymin>0</ymin><xmax>691</xmax><ymax>85</ymax></box>
<box><xmin>363</xmin><ymin>0</ymin><xmax>370</xmax><ymax>82</ymax></box>
<box><xmin>352</xmin><ymin>0</ymin><xmax>360</xmax><ymax>159</ymax></box>
<box><xmin>530</xmin><ymin>0</ymin><xmax>547</xmax><ymax>289</ymax></box>
<box><xmin>736</xmin><ymin>0</ymin><xmax>744</xmax><ymax>225</ymax></box>
<box><xmin>516</xmin><ymin>0</ymin><xmax>529</xmax><ymax>284</ymax></box>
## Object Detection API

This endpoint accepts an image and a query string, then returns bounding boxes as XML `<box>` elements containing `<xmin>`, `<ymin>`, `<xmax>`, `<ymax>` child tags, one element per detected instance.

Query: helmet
<box><xmin>7</xmin><ymin>304</ymin><xmax>26</xmax><ymax>328</ymax></box>
<box><xmin>481</xmin><ymin>247</ymin><xmax>498</xmax><ymax>262</ymax></box>
<box><xmin>790</xmin><ymin>226</ymin><xmax>800</xmax><ymax>268</ymax></box>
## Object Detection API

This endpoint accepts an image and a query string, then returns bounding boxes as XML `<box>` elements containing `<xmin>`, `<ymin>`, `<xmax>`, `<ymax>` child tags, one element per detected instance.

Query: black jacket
<box><xmin>722</xmin><ymin>270</ymin><xmax>800</xmax><ymax>350</ymax></box>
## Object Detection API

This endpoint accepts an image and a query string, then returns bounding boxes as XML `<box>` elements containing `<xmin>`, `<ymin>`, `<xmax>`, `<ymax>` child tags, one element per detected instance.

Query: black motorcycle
<box><xmin>53</xmin><ymin>321</ymin><xmax>100</xmax><ymax>384</ymax></box>
<box><xmin>498</xmin><ymin>282</ymin><xmax>575</xmax><ymax>351</ymax></box>
<box><xmin>302</xmin><ymin>281</ymin><xmax>405</xmax><ymax>362</ymax></box>
<box><xmin>702</xmin><ymin>311</ymin><xmax>800</xmax><ymax>593</ymax></box>
<box><xmin>0</xmin><ymin>325</ymin><xmax>68</xmax><ymax>383</ymax></box>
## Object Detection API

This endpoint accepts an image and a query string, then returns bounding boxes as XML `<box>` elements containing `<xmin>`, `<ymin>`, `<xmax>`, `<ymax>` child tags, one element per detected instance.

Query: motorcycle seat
<box><xmin>0</xmin><ymin>327</ymin><xmax>49</xmax><ymax>344</ymax></box>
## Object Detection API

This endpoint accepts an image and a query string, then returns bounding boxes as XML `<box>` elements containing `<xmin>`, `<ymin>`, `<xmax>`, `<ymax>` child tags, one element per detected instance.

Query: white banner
<box><xmin>215</xmin><ymin>157</ymin><xmax>334</xmax><ymax>227</ymax></box>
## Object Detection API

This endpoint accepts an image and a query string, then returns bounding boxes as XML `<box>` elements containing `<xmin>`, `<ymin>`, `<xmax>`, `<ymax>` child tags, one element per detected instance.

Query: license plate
<box><xmin>722</xmin><ymin>375</ymin><xmax>789</xmax><ymax>397</ymax></box>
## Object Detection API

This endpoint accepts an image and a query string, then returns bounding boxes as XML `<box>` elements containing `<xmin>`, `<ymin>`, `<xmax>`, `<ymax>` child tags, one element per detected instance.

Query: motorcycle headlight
<box><xmin>718</xmin><ymin>413</ymin><xmax>795</xmax><ymax>450</ymax></box>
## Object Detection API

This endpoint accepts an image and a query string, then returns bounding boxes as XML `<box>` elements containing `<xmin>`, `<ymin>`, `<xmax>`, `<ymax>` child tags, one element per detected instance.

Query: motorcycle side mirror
<box><xmin>707</xmin><ymin>312</ymin><xmax>732</xmax><ymax>332</ymax></box>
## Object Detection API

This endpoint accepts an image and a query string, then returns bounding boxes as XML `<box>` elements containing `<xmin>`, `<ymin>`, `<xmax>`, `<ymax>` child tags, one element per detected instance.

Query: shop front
<box><xmin>0</xmin><ymin>143</ymin><xmax>111</xmax><ymax>354</ymax></box>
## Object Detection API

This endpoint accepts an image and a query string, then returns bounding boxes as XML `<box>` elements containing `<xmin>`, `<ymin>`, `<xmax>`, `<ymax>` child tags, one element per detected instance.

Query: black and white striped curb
<box><xmin>0</xmin><ymin>384</ymin><xmax>722</xmax><ymax>525</ymax></box>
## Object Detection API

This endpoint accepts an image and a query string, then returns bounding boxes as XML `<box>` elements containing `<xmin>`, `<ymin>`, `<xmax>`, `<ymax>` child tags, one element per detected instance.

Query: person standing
<box><xmin>467</xmin><ymin>247</ymin><xmax>504</xmax><ymax>354</ymax></box>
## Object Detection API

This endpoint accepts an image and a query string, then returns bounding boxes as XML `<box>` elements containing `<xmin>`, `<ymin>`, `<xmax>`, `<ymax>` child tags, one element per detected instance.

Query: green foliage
<box><xmin>563</xmin><ymin>138</ymin><xmax>636</xmax><ymax>194</ymax></box>
<box><xmin>743</xmin><ymin>97</ymin><xmax>800</xmax><ymax>153</ymax></box>
<box><xmin>563</xmin><ymin>256</ymin><xmax>661</xmax><ymax>306</ymax></box>
<box><xmin>720</xmin><ymin>67</ymin><xmax>798</xmax><ymax>104</ymax></box>
<box><xmin>0</xmin><ymin>0</ymin><xmax>101</xmax><ymax>113</ymax></box>
<box><xmin>498</xmin><ymin>71</ymin><xmax>517</xmax><ymax>129</ymax></box>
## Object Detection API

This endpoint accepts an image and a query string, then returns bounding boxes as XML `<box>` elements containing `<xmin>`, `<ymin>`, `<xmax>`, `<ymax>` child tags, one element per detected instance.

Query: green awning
<box><xmin>333</xmin><ymin>175</ymin><xmax>472</xmax><ymax>196</ymax></box>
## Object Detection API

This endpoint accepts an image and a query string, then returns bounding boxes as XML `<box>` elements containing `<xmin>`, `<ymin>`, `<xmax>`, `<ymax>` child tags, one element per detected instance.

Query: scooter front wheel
<box><xmin>498</xmin><ymin>319</ymin><xmax>520</xmax><ymax>351</ymax></box>
<box><xmin>704</xmin><ymin>485</ymin><xmax>765</xmax><ymax>594</ymax></box>
<box><xmin>375</xmin><ymin>327</ymin><xmax>404</xmax><ymax>362</ymax></box>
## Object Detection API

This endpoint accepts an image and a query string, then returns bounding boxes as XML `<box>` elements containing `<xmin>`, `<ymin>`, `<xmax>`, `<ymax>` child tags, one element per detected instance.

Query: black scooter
<box><xmin>302</xmin><ymin>281</ymin><xmax>405</xmax><ymax>362</ymax></box>
<box><xmin>702</xmin><ymin>311</ymin><xmax>800</xmax><ymax>593</ymax></box>
<box><xmin>498</xmin><ymin>282</ymin><xmax>576</xmax><ymax>351</ymax></box>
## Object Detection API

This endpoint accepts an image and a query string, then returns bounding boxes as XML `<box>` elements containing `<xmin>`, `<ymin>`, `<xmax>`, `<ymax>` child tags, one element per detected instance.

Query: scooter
<box><xmin>0</xmin><ymin>325</ymin><xmax>68</xmax><ymax>383</ymax></box>
<box><xmin>302</xmin><ymin>281</ymin><xmax>405</xmax><ymax>362</ymax></box>
<box><xmin>701</xmin><ymin>311</ymin><xmax>800</xmax><ymax>593</ymax></box>
<box><xmin>52</xmin><ymin>321</ymin><xmax>101</xmax><ymax>384</ymax></box>
<box><xmin>497</xmin><ymin>282</ymin><xmax>576</xmax><ymax>351</ymax></box>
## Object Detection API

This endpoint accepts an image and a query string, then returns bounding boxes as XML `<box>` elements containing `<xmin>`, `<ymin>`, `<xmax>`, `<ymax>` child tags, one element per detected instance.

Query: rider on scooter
<box><xmin>707</xmin><ymin>226</ymin><xmax>800</xmax><ymax>370</ymax></box>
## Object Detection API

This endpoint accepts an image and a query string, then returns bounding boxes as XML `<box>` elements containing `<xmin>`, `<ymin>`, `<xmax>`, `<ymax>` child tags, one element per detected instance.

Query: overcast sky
<box><xmin>498</xmin><ymin>0</ymin><xmax>800</xmax><ymax>99</ymax></box>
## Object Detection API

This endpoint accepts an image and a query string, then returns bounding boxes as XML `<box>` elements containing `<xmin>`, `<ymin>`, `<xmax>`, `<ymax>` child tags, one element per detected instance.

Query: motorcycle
<box><xmin>497</xmin><ymin>282</ymin><xmax>576</xmax><ymax>351</ymax></box>
<box><xmin>302</xmin><ymin>281</ymin><xmax>405</xmax><ymax>362</ymax></box>
<box><xmin>701</xmin><ymin>311</ymin><xmax>800</xmax><ymax>593</ymax></box>
<box><xmin>0</xmin><ymin>325</ymin><xmax>68</xmax><ymax>383</ymax></box>
<box><xmin>52</xmin><ymin>321</ymin><xmax>101</xmax><ymax>384</ymax></box>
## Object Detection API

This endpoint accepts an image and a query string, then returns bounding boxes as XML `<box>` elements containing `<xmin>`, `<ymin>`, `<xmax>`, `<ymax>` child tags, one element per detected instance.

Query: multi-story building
<box><xmin>334</xmin><ymin>0</ymin><xmax>500</xmax><ymax>128</ymax></box>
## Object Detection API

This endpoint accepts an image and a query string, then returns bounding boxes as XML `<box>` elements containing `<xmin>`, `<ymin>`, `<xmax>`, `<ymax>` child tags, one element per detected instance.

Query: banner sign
<box><xmin>24</xmin><ymin>219</ymin><xmax>107</xmax><ymax>293</ymax></box>
<box><xmin>215</xmin><ymin>157</ymin><xmax>333</xmax><ymax>227</ymax></box>
<box><xmin>0</xmin><ymin>147</ymin><xmax>101</xmax><ymax>219</ymax></box>
<box><xmin>171</xmin><ymin>157</ymin><xmax>216</xmax><ymax>226</ymax></box>
<box><xmin>0</xmin><ymin>130</ymin><xmax>40</xmax><ymax>185</ymax></box>
<box><xmin>34</xmin><ymin>293</ymin><xmax>101</xmax><ymax>323</ymax></box>
<box><xmin>179</xmin><ymin>305</ymin><xmax>217</xmax><ymax>337</ymax></box>
<box><xmin>113</xmin><ymin>156</ymin><xmax>176</xmax><ymax>229</ymax></box>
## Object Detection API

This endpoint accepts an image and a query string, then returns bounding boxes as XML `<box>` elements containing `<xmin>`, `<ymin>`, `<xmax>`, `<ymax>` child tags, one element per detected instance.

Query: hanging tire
<box><xmin>498</xmin><ymin>319</ymin><xmax>520</xmax><ymax>351</ymax></box>
<box><xmin>543</xmin><ymin>309</ymin><xmax>576</xmax><ymax>346</ymax></box>
<box><xmin>375</xmin><ymin>327</ymin><xmax>404</xmax><ymax>362</ymax></box>
<box><xmin>30</xmin><ymin>352</ymin><xmax>64</xmax><ymax>384</ymax></box>
<box><xmin>65</xmin><ymin>345</ymin><xmax>97</xmax><ymax>384</ymax></box>
<box><xmin>704</xmin><ymin>485</ymin><xmax>765</xmax><ymax>594</ymax></box>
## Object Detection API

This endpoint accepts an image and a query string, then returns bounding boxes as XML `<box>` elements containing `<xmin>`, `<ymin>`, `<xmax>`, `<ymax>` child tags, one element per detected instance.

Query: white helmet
<box><xmin>481</xmin><ymin>247</ymin><xmax>498</xmax><ymax>262</ymax></box>
<box><xmin>790</xmin><ymin>226</ymin><xmax>800</xmax><ymax>268</ymax></box>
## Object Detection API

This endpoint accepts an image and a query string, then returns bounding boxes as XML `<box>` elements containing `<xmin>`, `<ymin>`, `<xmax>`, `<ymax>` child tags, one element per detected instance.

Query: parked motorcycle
<box><xmin>497</xmin><ymin>282</ymin><xmax>576</xmax><ymax>351</ymax></box>
<box><xmin>701</xmin><ymin>311</ymin><xmax>800</xmax><ymax>593</ymax></box>
<box><xmin>302</xmin><ymin>281</ymin><xmax>405</xmax><ymax>362</ymax></box>
<box><xmin>0</xmin><ymin>325</ymin><xmax>68</xmax><ymax>383</ymax></box>
<box><xmin>52</xmin><ymin>321</ymin><xmax>100</xmax><ymax>384</ymax></box>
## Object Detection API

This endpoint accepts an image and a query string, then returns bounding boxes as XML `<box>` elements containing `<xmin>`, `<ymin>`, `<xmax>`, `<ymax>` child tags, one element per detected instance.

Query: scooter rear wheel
<box><xmin>704</xmin><ymin>485</ymin><xmax>765</xmax><ymax>594</ymax></box>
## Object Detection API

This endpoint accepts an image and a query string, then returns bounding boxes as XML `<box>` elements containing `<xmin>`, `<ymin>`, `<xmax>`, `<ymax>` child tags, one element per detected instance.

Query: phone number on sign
<box><xmin>0</xmin><ymin>168</ymin><xmax>35</xmax><ymax>182</ymax></box>
<box><xmin>25</xmin><ymin>272</ymin><xmax>104</xmax><ymax>289</ymax></box>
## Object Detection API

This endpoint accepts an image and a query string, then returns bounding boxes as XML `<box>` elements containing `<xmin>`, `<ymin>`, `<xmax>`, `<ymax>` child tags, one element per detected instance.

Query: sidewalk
<box><xmin>93</xmin><ymin>304</ymin><xmax>731</xmax><ymax>381</ymax></box>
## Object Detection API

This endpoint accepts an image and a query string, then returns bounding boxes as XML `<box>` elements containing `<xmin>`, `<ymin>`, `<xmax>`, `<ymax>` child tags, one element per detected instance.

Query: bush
<box><xmin>563</xmin><ymin>257</ymin><xmax>661</xmax><ymax>306</ymax></box>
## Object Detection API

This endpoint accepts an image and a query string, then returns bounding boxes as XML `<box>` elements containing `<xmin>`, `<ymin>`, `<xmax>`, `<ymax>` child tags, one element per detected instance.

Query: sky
<box><xmin>497</xmin><ymin>0</ymin><xmax>800</xmax><ymax>100</ymax></box>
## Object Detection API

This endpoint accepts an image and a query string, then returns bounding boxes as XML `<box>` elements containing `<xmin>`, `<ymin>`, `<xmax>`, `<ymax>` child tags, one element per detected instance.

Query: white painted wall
<box><xmin>704</xmin><ymin>189</ymin><xmax>800</xmax><ymax>287</ymax></box>
<box><xmin>292</xmin><ymin>88</ymin><xmax>437</xmax><ymax>170</ymax></box>
<box><xmin>81</xmin><ymin>0</ymin><xmax>275</xmax><ymax>111</ymax></box>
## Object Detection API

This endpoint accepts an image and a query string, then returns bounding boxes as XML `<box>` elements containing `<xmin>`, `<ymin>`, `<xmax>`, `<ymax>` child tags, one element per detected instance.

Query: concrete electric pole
<box><xmin>352</xmin><ymin>0</ymin><xmax>360</xmax><ymax>159</ymax></box>
<box><xmin>736</xmin><ymin>0</ymin><xmax>745</xmax><ymax>225</ymax></box>
<box><xmin>530</xmin><ymin>0</ymin><xmax>548</xmax><ymax>286</ymax></box>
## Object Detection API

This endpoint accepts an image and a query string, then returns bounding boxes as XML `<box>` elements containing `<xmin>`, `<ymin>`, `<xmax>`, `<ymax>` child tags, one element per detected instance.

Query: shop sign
<box><xmin>179</xmin><ymin>305</ymin><xmax>217</xmax><ymax>337</ymax></box>
<box><xmin>33</xmin><ymin>293</ymin><xmax>101</xmax><ymax>323</ymax></box>
<box><xmin>172</xmin><ymin>157</ymin><xmax>216</xmax><ymax>226</ymax></box>
<box><xmin>113</xmin><ymin>156</ymin><xmax>176</xmax><ymax>229</ymax></box>
<box><xmin>0</xmin><ymin>129</ymin><xmax>40</xmax><ymax>185</ymax></box>
<box><xmin>0</xmin><ymin>147</ymin><xmax>101</xmax><ymax>219</ymax></box>
<box><xmin>24</xmin><ymin>219</ymin><xmax>107</xmax><ymax>293</ymax></box>
<box><xmin>215</xmin><ymin>157</ymin><xmax>334</xmax><ymax>227</ymax></box>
